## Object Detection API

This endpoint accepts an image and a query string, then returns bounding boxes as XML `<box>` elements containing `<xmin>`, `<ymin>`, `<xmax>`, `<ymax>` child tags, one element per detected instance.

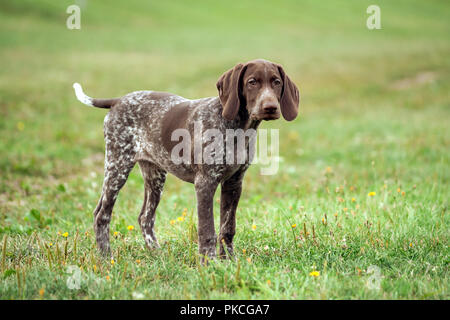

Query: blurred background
<box><xmin>1</xmin><ymin>0</ymin><xmax>449</xmax><ymax>231</ymax></box>
<box><xmin>0</xmin><ymin>0</ymin><xmax>449</xmax><ymax>299</ymax></box>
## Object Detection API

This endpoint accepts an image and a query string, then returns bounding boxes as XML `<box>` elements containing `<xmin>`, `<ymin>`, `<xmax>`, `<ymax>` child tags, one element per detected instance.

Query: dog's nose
<box><xmin>262</xmin><ymin>103</ymin><xmax>278</xmax><ymax>114</ymax></box>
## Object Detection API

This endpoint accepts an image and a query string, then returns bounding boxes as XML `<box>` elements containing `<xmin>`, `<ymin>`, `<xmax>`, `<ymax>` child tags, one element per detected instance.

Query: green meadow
<box><xmin>0</xmin><ymin>0</ymin><xmax>448</xmax><ymax>299</ymax></box>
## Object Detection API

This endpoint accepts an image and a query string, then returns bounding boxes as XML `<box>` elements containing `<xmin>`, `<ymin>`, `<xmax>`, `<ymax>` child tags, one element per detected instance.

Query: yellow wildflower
<box><xmin>397</xmin><ymin>188</ymin><xmax>401</xmax><ymax>193</ymax></box>
<box><xmin>246</xmin><ymin>257</ymin><xmax>252</xmax><ymax>263</ymax></box>
<box><xmin>39</xmin><ymin>288</ymin><xmax>45</xmax><ymax>297</ymax></box>
<box><xmin>17</xmin><ymin>122</ymin><xmax>25</xmax><ymax>131</ymax></box>
<box><xmin>267</xmin><ymin>280</ymin><xmax>271</xmax><ymax>285</ymax></box>
<box><xmin>251</xmin><ymin>224</ymin><xmax>256</xmax><ymax>230</ymax></box>
<box><xmin>170</xmin><ymin>219</ymin><xmax>176</xmax><ymax>225</ymax></box>
<box><xmin>48</xmin><ymin>242</ymin><xmax>53</xmax><ymax>247</ymax></box>
<box><xmin>93</xmin><ymin>265</ymin><xmax>97</xmax><ymax>272</ymax></box>
<box><xmin>177</xmin><ymin>216</ymin><xmax>184</xmax><ymax>222</ymax></box>
<box><xmin>401</xmin><ymin>191</ymin><xmax>406</xmax><ymax>196</ymax></box>
<box><xmin>368</xmin><ymin>192</ymin><xmax>376</xmax><ymax>197</ymax></box>
<box><xmin>106</xmin><ymin>275</ymin><xmax>110</xmax><ymax>281</ymax></box>
<box><xmin>127</xmin><ymin>225</ymin><xmax>134</xmax><ymax>231</ymax></box>
<box><xmin>113</xmin><ymin>231</ymin><xmax>119</xmax><ymax>237</ymax></box>
<box><xmin>291</xmin><ymin>224</ymin><xmax>297</xmax><ymax>228</ymax></box>
<box><xmin>111</xmin><ymin>259</ymin><xmax>115</xmax><ymax>265</ymax></box>
<box><xmin>242</xmin><ymin>249</ymin><xmax>246</xmax><ymax>254</ymax></box>
<box><xmin>309</xmin><ymin>270</ymin><xmax>320</xmax><ymax>277</ymax></box>
<box><xmin>136</xmin><ymin>259</ymin><xmax>141</xmax><ymax>264</ymax></box>
<box><xmin>351</xmin><ymin>198</ymin><xmax>356</xmax><ymax>202</ymax></box>
<box><xmin>62</xmin><ymin>232</ymin><xmax>69</xmax><ymax>238</ymax></box>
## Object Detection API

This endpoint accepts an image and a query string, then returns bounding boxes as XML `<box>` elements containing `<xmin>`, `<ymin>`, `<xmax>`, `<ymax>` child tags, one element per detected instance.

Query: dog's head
<box><xmin>216</xmin><ymin>59</ymin><xmax>300</xmax><ymax>121</ymax></box>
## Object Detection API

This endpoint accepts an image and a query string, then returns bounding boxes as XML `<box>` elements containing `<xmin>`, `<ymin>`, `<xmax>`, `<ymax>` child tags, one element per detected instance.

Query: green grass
<box><xmin>0</xmin><ymin>0</ymin><xmax>449</xmax><ymax>299</ymax></box>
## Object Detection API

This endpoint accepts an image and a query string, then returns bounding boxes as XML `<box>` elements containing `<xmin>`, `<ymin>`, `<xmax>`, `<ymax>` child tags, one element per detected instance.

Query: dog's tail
<box><xmin>73</xmin><ymin>83</ymin><xmax>120</xmax><ymax>109</ymax></box>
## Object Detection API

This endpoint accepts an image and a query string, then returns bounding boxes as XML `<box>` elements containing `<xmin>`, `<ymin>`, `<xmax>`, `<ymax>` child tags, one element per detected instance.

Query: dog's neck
<box><xmin>236</xmin><ymin>104</ymin><xmax>262</xmax><ymax>131</ymax></box>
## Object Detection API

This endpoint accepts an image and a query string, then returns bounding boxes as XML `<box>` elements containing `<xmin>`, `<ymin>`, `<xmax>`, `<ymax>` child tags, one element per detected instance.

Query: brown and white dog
<box><xmin>73</xmin><ymin>59</ymin><xmax>299</xmax><ymax>261</ymax></box>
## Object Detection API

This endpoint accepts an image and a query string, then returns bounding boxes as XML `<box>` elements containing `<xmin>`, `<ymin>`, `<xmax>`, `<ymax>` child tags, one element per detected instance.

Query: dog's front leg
<box><xmin>194</xmin><ymin>175</ymin><xmax>219</xmax><ymax>262</ymax></box>
<box><xmin>219</xmin><ymin>169</ymin><xmax>245</xmax><ymax>259</ymax></box>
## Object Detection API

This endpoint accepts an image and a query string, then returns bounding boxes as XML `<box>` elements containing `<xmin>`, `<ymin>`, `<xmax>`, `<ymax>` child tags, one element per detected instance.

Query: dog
<box><xmin>73</xmin><ymin>59</ymin><xmax>299</xmax><ymax>261</ymax></box>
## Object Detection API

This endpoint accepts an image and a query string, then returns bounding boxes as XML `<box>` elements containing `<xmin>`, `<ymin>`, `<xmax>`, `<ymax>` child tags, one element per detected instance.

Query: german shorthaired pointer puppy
<box><xmin>73</xmin><ymin>59</ymin><xmax>299</xmax><ymax>261</ymax></box>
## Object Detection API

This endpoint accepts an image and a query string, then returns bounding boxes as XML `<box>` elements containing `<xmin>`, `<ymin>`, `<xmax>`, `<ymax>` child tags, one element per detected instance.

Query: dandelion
<box><xmin>309</xmin><ymin>270</ymin><xmax>320</xmax><ymax>277</ymax></box>
<box><xmin>409</xmin><ymin>242</ymin><xmax>413</xmax><ymax>247</ymax></box>
<box><xmin>246</xmin><ymin>257</ymin><xmax>252</xmax><ymax>263</ymax></box>
<box><xmin>291</xmin><ymin>224</ymin><xmax>297</xmax><ymax>228</ymax></box>
<box><xmin>177</xmin><ymin>216</ymin><xmax>184</xmax><ymax>222</ymax></box>
<box><xmin>48</xmin><ymin>242</ymin><xmax>53</xmax><ymax>247</ymax></box>
<box><xmin>351</xmin><ymin>198</ymin><xmax>356</xmax><ymax>202</ymax></box>
<box><xmin>368</xmin><ymin>192</ymin><xmax>376</xmax><ymax>197</ymax></box>
<box><xmin>170</xmin><ymin>220</ymin><xmax>176</xmax><ymax>225</ymax></box>
<box><xmin>113</xmin><ymin>231</ymin><xmax>119</xmax><ymax>237</ymax></box>
<box><xmin>57</xmin><ymin>231</ymin><xmax>61</xmax><ymax>236</ymax></box>
<box><xmin>111</xmin><ymin>259</ymin><xmax>115</xmax><ymax>265</ymax></box>
<box><xmin>326</xmin><ymin>166</ymin><xmax>332</xmax><ymax>173</ymax></box>
<box><xmin>136</xmin><ymin>259</ymin><xmax>141</xmax><ymax>264</ymax></box>
<box><xmin>17</xmin><ymin>121</ymin><xmax>25</xmax><ymax>131</ymax></box>
<box><xmin>334</xmin><ymin>212</ymin><xmax>338</xmax><ymax>218</ymax></box>
<box><xmin>343</xmin><ymin>207</ymin><xmax>348</xmax><ymax>212</ymax></box>
<box><xmin>127</xmin><ymin>225</ymin><xmax>134</xmax><ymax>231</ymax></box>
<box><xmin>182</xmin><ymin>211</ymin><xmax>187</xmax><ymax>217</ymax></box>
<box><xmin>39</xmin><ymin>288</ymin><xmax>45</xmax><ymax>298</ymax></box>
<box><xmin>401</xmin><ymin>191</ymin><xmax>406</xmax><ymax>196</ymax></box>
<box><xmin>251</xmin><ymin>224</ymin><xmax>256</xmax><ymax>231</ymax></box>
<box><xmin>106</xmin><ymin>275</ymin><xmax>110</xmax><ymax>281</ymax></box>
<box><xmin>267</xmin><ymin>280</ymin><xmax>271</xmax><ymax>285</ymax></box>
<box><xmin>62</xmin><ymin>232</ymin><xmax>69</xmax><ymax>238</ymax></box>
<box><xmin>397</xmin><ymin>188</ymin><xmax>401</xmax><ymax>193</ymax></box>
<box><xmin>349</xmin><ymin>186</ymin><xmax>355</xmax><ymax>191</ymax></box>
<box><xmin>242</xmin><ymin>249</ymin><xmax>246</xmax><ymax>254</ymax></box>
<box><xmin>93</xmin><ymin>265</ymin><xmax>97</xmax><ymax>272</ymax></box>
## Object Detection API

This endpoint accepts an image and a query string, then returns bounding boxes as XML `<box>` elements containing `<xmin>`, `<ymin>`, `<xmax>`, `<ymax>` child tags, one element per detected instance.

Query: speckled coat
<box><xmin>73</xmin><ymin>59</ymin><xmax>300</xmax><ymax>261</ymax></box>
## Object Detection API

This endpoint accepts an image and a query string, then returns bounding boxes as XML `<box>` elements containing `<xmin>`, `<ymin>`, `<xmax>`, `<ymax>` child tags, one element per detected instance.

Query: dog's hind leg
<box><xmin>94</xmin><ymin>115</ymin><xmax>136</xmax><ymax>257</ymax></box>
<box><xmin>137</xmin><ymin>161</ymin><xmax>167</xmax><ymax>249</ymax></box>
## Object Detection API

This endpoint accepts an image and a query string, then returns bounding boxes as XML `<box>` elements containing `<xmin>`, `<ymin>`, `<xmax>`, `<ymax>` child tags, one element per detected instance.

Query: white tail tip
<box><xmin>73</xmin><ymin>82</ymin><xmax>93</xmax><ymax>106</ymax></box>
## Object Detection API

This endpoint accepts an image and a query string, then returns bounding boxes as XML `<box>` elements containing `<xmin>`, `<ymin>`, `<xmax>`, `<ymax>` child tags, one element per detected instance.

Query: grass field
<box><xmin>0</xmin><ymin>0</ymin><xmax>449</xmax><ymax>299</ymax></box>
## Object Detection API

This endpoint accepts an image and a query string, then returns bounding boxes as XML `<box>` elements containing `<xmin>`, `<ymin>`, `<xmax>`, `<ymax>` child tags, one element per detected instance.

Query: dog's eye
<box><xmin>273</xmin><ymin>78</ymin><xmax>282</xmax><ymax>86</ymax></box>
<box><xmin>247</xmin><ymin>78</ymin><xmax>257</xmax><ymax>86</ymax></box>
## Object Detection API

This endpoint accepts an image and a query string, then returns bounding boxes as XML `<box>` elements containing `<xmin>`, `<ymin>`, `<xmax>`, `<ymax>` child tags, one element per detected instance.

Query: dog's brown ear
<box><xmin>277</xmin><ymin>65</ymin><xmax>300</xmax><ymax>121</ymax></box>
<box><xmin>216</xmin><ymin>63</ymin><xmax>246</xmax><ymax>120</ymax></box>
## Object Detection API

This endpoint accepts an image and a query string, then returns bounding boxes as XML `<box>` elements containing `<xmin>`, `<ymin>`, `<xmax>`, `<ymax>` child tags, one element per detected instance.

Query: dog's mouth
<box><xmin>255</xmin><ymin>111</ymin><xmax>280</xmax><ymax>121</ymax></box>
<box><xmin>262</xmin><ymin>113</ymin><xmax>280</xmax><ymax>121</ymax></box>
